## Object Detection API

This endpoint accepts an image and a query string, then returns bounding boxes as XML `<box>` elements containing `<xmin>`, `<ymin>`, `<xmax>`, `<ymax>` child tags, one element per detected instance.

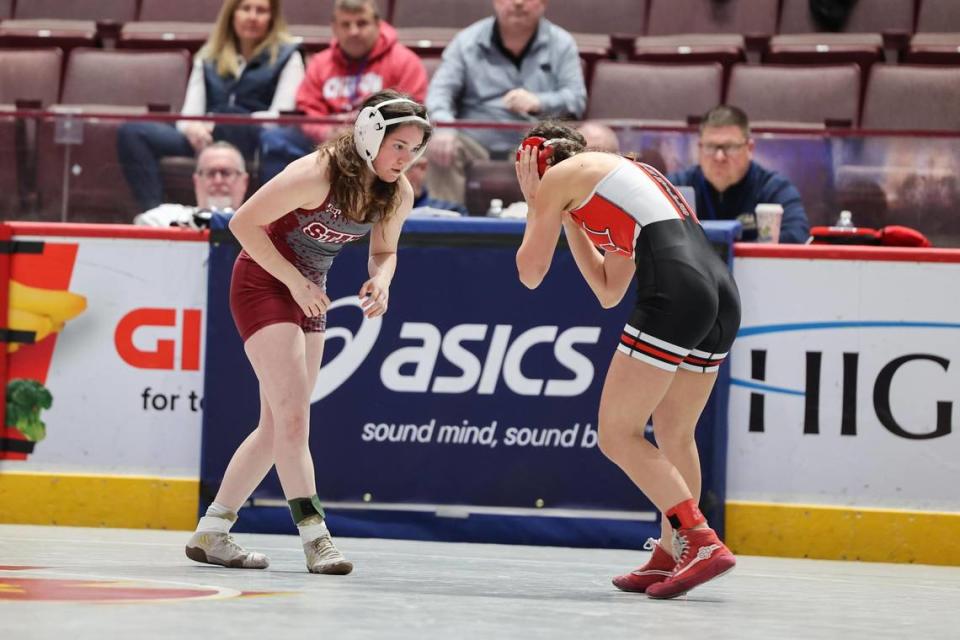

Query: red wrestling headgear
<box><xmin>516</xmin><ymin>136</ymin><xmax>556</xmax><ymax>178</ymax></box>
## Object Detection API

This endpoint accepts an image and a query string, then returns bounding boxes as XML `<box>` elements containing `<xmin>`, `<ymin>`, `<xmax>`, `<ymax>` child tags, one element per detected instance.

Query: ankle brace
<box><xmin>666</xmin><ymin>499</ymin><xmax>706</xmax><ymax>530</ymax></box>
<box><xmin>288</xmin><ymin>494</ymin><xmax>326</xmax><ymax>525</ymax></box>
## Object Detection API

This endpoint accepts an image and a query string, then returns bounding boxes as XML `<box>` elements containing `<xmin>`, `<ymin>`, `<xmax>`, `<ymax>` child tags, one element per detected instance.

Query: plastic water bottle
<box><xmin>486</xmin><ymin>198</ymin><xmax>503</xmax><ymax>217</ymax></box>
<box><xmin>835</xmin><ymin>210</ymin><xmax>855</xmax><ymax>229</ymax></box>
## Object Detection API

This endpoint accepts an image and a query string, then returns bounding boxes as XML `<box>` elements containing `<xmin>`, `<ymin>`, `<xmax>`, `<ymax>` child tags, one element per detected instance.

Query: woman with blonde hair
<box><xmin>118</xmin><ymin>0</ymin><xmax>305</xmax><ymax>212</ymax></box>
<box><xmin>185</xmin><ymin>90</ymin><xmax>431</xmax><ymax>574</ymax></box>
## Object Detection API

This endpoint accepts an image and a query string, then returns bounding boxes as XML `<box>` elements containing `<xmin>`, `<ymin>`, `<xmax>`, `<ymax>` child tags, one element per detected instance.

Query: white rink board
<box><xmin>11</xmin><ymin>234</ymin><xmax>208</xmax><ymax>477</ymax></box>
<box><xmin>727</xmin><ymin>256</ymin><xmax>960</xmax><ymax>510</ymax></box>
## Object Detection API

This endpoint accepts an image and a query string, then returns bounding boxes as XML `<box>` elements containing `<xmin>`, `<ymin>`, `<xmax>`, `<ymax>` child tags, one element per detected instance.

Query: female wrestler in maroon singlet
<box><xmin>515</xmin><ymin>122</ymin><xmax>740</xmax><ymax>599</ymax></box>
<box><xmin>185</xmin><ymin>90</ymin><xmax>431</xmax><ymax>574</ymax></box>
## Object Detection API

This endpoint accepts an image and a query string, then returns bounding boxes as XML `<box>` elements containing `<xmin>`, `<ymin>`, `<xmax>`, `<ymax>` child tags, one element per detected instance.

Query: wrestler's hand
<box><xmin>358</xmin><ymin>276</ymin><xmax>390</xmax><ymax>318</ymax></box>
<box><xmin>288</xmin><ymin>278</ymin><xmax>330</xmax><ymax>318</ymax></box>
<box><xmin>515</xmin><ymin>146</ymin><xmax>541</xmax><ymax>208</ymax></box>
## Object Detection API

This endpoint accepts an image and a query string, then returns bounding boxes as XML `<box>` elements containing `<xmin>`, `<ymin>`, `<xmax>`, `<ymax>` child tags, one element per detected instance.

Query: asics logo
<box><xmin>312</xmin><ymin>297</ymin><xmax>383</xmax><ymax>403</ymax></box>
<box><xmin>311</xmin><ymin>297</ymin><xmax>603</xmax><ymax>401</ymax></box>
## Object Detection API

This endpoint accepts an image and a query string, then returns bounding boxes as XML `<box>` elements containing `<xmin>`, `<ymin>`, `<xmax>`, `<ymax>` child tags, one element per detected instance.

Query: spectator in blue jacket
<box><xmin>117</xmin><ymin>0</ymin><xmax>305</xmax><ymax>211</ymax></box>
<box><xmin>425</xmin><ymin>0</ymin><xmax>586</xmax><ymax>206</ymax></box>
<box><xmin>668</xmin><ymin>105</ymin><xmax>810</xmax><ymax>243</ymax></box>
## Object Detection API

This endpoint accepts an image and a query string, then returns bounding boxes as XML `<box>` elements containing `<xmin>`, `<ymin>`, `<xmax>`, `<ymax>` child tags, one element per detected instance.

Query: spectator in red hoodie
<box><xmin>259</xmin><ymin>0</ymin><xmax>427</xmax><ymax>182</ymax></box>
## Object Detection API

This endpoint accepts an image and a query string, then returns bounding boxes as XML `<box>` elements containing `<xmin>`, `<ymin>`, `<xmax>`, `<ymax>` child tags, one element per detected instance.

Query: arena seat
<box><xmin>118</xmin><ymin>22</ymin><xmax>212</xmax><ymax>53</ymax></box>
<box><xmin>391</xmin><ymin>0</ymin><xmax>490</xmax><ymax>29</ymax></box>
<box><xmin>135</xmin><ymin>0</ymin><xmax>222</xmax><ymax>22</ymax></box>
<box><xmin>585</xmin><ymin>61</ymin><xmax>723</xmax><ymax>125</ymax></box>
<box><xmin>0</xmin><ymin>19</ymin><xmax>99</xmax><ymax>50</ymax></box>
<box><xmin>647</xmin><ymin>0</ymin><xmax>778</xmax><ymax>36</ymax></box>
<box><xmin>0</xmin><ymin>48</ymin><xmax>63</xmax><ymax>106</ymax></box>
<box><xmin>631</xmin><ymin>34</ymin><xmax>746</xmax><ymax>69</ymax></box>
<box><xmin>905</xmin><ymin>0</ymin><xmax>960</xmax><ymax>64</ymax></box>
<box><xmin>637</xmin><ymin>0</ymin><xmax>776</xmax><ymax>68</ymax></box>
<box><xmin>773</xmin><ymin>0</ymin><xmax>915</xmax><ymax>71</ymax></box>
<box><xmin>763</xmin><ymin>33</ymin><xmax>884</xmax><ymax>71</ymax></box>
<box><xmin>905</xmin><ymin>33</ymin><xmax>960</xmax><ymax>64</ymax></box>
<box><xmin>34</xmin><ymin>48</ymin><xmax>191</xmax><ymax>222</ymax></box>
<box><xmin>915</xmin><ymin>0</ymin><xmax>960</xmax><ymax>31</ymax></box>
<box><xmin>546</xmin><ymin>0</ymin><xmax>646</xmax><ymax>60</ymax></box>
<box><xmin>777</xmin><ymin>0</ymin><xmax>916</xmax><ymax>35</ymax></box>
<box><xmin>465</xmin><ymin>160</ymin><xmax>524</xmax><ymax>218</ymax></box>
<box><xmin>13</xmin><ymin>0</ymin><xmax>138</xmax><ymax>21</ymax></box>
<box><xmin>284</xmin><ymin>0</ymin><xmax>334</xmax><ymax>25</ymax></box>
<box><xmin>860</xmin><ymin>64</ymin><xmax>960</xmax><ymax>131</ymax></box>
<box><xmin>118</xmin><ymin>0</ymin><xmax>220</xmax><ymax>52</ymax></box>
<box><xmin>391</xmin><ymin>0</ymin><xmax>491</xmax><ymax>56</ymax></box>
<box><xmin>0</xmin><ymin>48</ymin><xmax>63</xmax><ymax>217</ymax></box>
<box><xmin>0</xmin><ymin>0</ymin><xmax>12</xmax><ymax>19</ymax></box>
<box><xmin>726</xmin><ymin>63</ymin><xmax>861</xmax><ymax>128</ymax></box>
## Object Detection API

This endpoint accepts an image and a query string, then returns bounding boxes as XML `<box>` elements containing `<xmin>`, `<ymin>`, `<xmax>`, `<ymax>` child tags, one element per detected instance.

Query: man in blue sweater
<box><xmin>668</xmin><ymin>105</ymin><xmax>810</xmax><ymax>243</ymax></box>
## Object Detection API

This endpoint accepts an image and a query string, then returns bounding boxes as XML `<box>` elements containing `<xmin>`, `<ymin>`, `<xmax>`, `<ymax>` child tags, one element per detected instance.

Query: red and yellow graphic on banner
<box><xmin>2</xmin><ymin>234</ymin><xmax>87</xmax><ymax>460</ymax></box>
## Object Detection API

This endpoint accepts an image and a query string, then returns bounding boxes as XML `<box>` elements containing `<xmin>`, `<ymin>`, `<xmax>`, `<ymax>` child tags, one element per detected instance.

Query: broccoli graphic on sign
<box><xmin>6</xmin><ymin>379</ymin><xmax>53</xmax><ymax>442</ymax></box>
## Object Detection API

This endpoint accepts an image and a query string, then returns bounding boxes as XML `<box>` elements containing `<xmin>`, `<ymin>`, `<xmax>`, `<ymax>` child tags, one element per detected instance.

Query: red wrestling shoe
<box><xmin>612</xmin><ymin>538</ymin><xmax>676</xmax><ymax>593</ymax></box>
<box><xmin>646</xmin><ymin>527</ymin><xmax>736</xmax><ymax>599</ymax></box>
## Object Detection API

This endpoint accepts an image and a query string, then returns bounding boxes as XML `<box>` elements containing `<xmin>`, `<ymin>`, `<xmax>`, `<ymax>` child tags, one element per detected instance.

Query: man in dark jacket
<box><xmin>668</xmin><ymin>105</ymin><xmax>810</xmax><ymax>243</ymax></box>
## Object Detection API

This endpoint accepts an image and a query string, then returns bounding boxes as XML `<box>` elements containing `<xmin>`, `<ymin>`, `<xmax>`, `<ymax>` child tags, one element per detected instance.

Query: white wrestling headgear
<box><xmin>354</xmin><ymin>97</ymin><xmax>431</xmax><ymax>173</ymax></box>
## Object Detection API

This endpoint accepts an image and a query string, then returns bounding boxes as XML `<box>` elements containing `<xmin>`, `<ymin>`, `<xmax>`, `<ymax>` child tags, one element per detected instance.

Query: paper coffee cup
<box><xmin>755</xmin><ymin>203</ymin><xmax>784</xmax><ymax>243</ymax></box>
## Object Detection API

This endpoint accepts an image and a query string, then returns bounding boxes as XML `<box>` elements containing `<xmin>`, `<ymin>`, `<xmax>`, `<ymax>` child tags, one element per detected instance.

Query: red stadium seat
<box><xmin>391</xmin><ymin>0</ymin><xmax>491</xmax><ymax>56</ymax></box>
<box><xmin>632</xmin><ymin>34</ymin><xmax>746</xmax><ymax>69</ymax></box>
<box><xmin>284</xmin><ymin>0</ymin><xmax>334</xmax><ymax>25</ymax></box>
<box><xmin>13</xmin><ymin>0</ymin><xmax>138</xmax><ymax>21</ymax></box>
<box><xmin>465</xmin><ymin>160</ymin><xmax>524</xmax><ymax>218</ymax></box>
<box><xmin>118</xmin><ymin>22</ymin><xmax>212</xmax><ymax>54</ymax></box>
<box><xmin>391</xmin><ymin>0</ymin><xmax>490</xmax><ymax>29</ymax></box>
<box><xmin>905</xmin><ymin>0</ymin><xmax>960</xmax><ymax>64</ymax></box>
<box><xmin>915</xmin><ymin>0</ymin><xmax>960</xmax><ymax>32</ymax></box>
<box><xmin>34</xmin><ymin>49</ymin><xmax>192</xmax><ymax>222</ymax></box>
<box><xmin>905</xmin><ymin>33</ymin><xmax>960</xmax><ymax>65</ymax></box>
<box><xmin>764</xmin><ymin>32</ymin><xmax>885</xmax><ymax>71</ymax></box>
<box><xmin>119</xmin><ymin>0</ymin><xmax>221</xmax><ymax>53</ymax></box>
<box><xmin>638</xmin><ymin>0</ymin><xmax>776</xmax><ymax>67</ymax></box>
<box><xmin>777</xmin><ymin>0</ymin><xmax>916</xmax><ymax>35</ymax></box>
<box><xmin>547</xmin><ymin>0</ymin><xmax>646</xmax><ymax>37</ymax></box>
<box><xmin>647</xmin><ymin>0</ymin><xmax>778</xmax><ymax>36</ymax></box>
<box><xmin>0</xmin><ymin>48</ymin><xmax>63</xmax><ymax>217</ymax></box>
<box><xmin>726</xmin><ymin>63</ymin><xmax>861</xmax><ymax>128</ymax></box>
<box><xmin>861</xmin><ymin>64</ymin><xmax>960</xmax><ymax>131</ymax></box>
<box><xmin>0</xmin><ymin>19</ymin><xmax>99</xmax><ymax>51</ymax></box>
<box><xmin>0</xmin><ymin>48</ymin><xmax>63</xmax><ymax>106</ymax></box>
<box><xmin>585</xmin><ymin>61</ymin><xmax>723</xmax><ymax>125</ymax></box>
<box><xmin>135</xmin><ymin>0</ymin><xmax>222</xmax><ymax>22</ymax></box>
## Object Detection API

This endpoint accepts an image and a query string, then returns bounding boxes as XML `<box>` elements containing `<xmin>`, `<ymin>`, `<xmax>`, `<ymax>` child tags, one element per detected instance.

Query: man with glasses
<box><xmin>668</xmin><ymin>105</ymin><xmax>810</xmax><ymax>243</ymax></box>
<box><xmin>134</xmin><ymin>142</ymin><xmax>249</xmax><ymax>227</ymax></box>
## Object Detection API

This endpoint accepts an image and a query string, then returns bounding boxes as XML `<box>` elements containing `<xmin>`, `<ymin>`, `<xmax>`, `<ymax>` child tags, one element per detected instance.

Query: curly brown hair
<box><xmin>319</xmin><ymin>90</ymin><xmax>431</xmax><ymax>224</ymax></box>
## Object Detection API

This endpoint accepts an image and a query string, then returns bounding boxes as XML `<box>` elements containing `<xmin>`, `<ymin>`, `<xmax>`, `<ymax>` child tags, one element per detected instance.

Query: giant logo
<box><xmin>731</xmin><ymin>321</ymin><xmax>960</xmax><ymax>440</ymax></box>
<box><xmin>114</xmin><ymin>308</ymin><xmax>202</xmax><ymax>370</ymax></box>
<box><xmin>312</xmin><ymin>297</ymin><xmax>602</xmax><ymax>401</ymax></box>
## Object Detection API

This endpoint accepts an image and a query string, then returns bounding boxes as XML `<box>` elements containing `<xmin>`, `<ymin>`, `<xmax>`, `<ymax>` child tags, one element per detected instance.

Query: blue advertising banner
<box><xmin>202</xmin><ymin>218</ymin><xmax>739</xmax><ymax>548</ymax></box>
